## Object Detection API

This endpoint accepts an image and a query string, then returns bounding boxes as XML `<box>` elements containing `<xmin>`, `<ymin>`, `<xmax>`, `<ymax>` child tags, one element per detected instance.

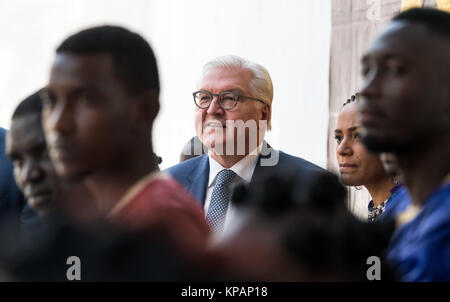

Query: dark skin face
<box><xmin>42</xmin><ymin>53</ymin><xmax>142</xmax><ymax>180</ymax></box>
<box><xmin>6</xmin><ymin>114</ymin><xmax>59</xmax><ymax>217</ymax></box>
<box><xmin>359</xmin><ymin>21</ymin><xmax>450</xmax><ymax>153</ymax></box>
<box><xmin>334</xmin><ymin>103</ymin><xmax>387</xmax><ymax>187</ymax></box>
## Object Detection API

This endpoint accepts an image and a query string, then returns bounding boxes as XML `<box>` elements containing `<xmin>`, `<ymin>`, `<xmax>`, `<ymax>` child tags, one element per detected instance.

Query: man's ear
<box><xmin>134</xmin><ymin>91</ymin><xmax>160</xmax><ymax>125</ymax></box>
<box><xmin>261</xmin><ymin>104</ymin><xmax>271</xmax><ymax>127</ymax></box>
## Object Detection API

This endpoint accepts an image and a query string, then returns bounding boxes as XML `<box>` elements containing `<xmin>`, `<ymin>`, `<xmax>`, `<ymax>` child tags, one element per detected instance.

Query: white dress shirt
<box><xmin>204</xmin><ymin>147</ymin><xmax>261</xmax><ymax>240</ymax></box>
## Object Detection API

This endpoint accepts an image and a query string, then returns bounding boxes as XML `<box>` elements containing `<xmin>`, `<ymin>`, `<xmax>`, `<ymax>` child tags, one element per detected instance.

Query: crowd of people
<box><xmin>0</xmin><ymin>8</ymin><xmax>448</xmax><ymax>281</ymax></box>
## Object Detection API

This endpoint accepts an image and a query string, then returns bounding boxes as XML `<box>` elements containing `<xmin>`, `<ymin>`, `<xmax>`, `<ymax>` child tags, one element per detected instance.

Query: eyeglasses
<box><xmin>193</xmin><ymin>90</ymin><xmax>266</xmax><ymax>110</ymax></box>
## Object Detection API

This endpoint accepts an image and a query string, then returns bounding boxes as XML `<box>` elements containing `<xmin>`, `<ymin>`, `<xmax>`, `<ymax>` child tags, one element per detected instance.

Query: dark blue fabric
<box><xmin>0</xmin><ymin>127</ymin><xmax>45</xmax><ymax>247</ymax></box>
<box><xmin>18</xmin><ymin>204</ymin><xmax>49</xmax><ymax>249</ymax></box>
<box><xmin>387</xmin><ymin>182</ymin><xmax>450</xmax><ymax>281</ymax></box>
<box><xmin>165</xmin><ymin>142</ymin><xmax>325</xmax><ymax>205</ymax></box>
<box><xmin>381</xmin><ymin>185</ymin><xmax>411</xmax><ymax>222</ymax></box>
<box><xmin>0</xmin><ymin>127</ymin><xmax>26</xmax><ymax>239</ymax></box>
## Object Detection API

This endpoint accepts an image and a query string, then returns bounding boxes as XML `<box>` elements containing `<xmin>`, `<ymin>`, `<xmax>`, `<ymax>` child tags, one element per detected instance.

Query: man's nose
<box><xmin>45</xmin><ymin>100</ymin><xmax>74</xmax><ymax>135</ymax></box>
<box><xmin>21</xmin><ymin>159</ymin><xmax>44</xmax><ymax>185</ymax></box>
<box><xmin>206</xmin><ymin>96</ymin><xmax>224</xmax><ymax>115</ymax></box>
<box><xmin>360</xmin><ymin>67</ymin><xmax>381</xmax><ymax>100</ymax></box>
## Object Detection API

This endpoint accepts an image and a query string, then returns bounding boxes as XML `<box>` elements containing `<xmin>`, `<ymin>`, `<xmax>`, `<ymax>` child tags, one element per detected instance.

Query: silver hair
<box><xmin>201</xmin><ymin>55</ymin><xmax>273</xmax><ymax>130</ymax></box>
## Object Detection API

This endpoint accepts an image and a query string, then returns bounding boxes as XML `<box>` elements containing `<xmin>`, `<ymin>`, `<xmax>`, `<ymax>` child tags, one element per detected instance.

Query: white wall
<box><xmin>0</xmin><ymin>0</ymin><xmax>331</xmax><ymax>170</ymax></box>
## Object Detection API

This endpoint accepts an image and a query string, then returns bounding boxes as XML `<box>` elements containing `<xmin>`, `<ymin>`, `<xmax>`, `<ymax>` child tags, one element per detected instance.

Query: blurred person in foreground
<box><xmin>359</xmin><ymin>8</ymin><xmax>450</xmax><ymax>281</ymax></box>
<box><xmin>179</xmin><ymin>136</ymin><xmax>207</xmax><ymax>163</ymax></box>
<box><xmin>0</xmin><ymin>127</ymin><xmax>26</xmax><ymax>243</ymax></box>
<box><xmin>41</xmin><ymin>25</ymin><xmax>210</xmax><ymax>264</ymax></box>
<box><xmin>5</xmin><ymin>90</ymin><xmax>98</xmax><ymax>247</ymax></box>
<box><xmin>378</xmin><ymin>153</ymin><xmax>411</xmax><ymax>222</ymax></box>
<box><xmin>209</xmin><ymin>169</ymin><xmax>395</xmax><ymax>281</ymax></box>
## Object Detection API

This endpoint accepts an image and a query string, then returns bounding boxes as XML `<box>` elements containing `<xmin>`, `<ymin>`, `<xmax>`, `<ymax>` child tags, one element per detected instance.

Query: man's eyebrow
<box><xmin>16</xmin><ymin>139</ymin><xmax>47</xmax><ymax>155</ymax></box>
<box><xmin>72</xmin><ymin>85</ymin><xmax>99</xmax><ymax>94</ymax></box>
<box><xmin>382</xmin><ymin>53</ymin><xmax>410</xmax><ymax>62</ymax></box>
<box><xmin>44</xmin><ymin>85</ymin><xmax>100</xmax><ymax>98</ymax></box>
<box><xmin>6</xmin><ymin>149</ymin><xmax>18</xmax><ymax>159</ymax></box>
<box><xmin>65</xmin><ymin>86</ymin><xmax>102</xmax><ymax>99</ymax></box>
<box><xmin>30</xmin><ymin>141</ymin><xmax>47</xmax><ymax>152</ymax></box>
<box><xmin>362</xmin><ymin>52</ymin><xmax>410</xmax><ymax>64</ymax></box>
<box><xmin>334</xmin><ymin>129</ymin><xmax>343</xmax><ymax>134</ymax></box>
<box><xmin>222</xmin><ymin>88</ymin><xmax>244</xmax><ymax>94</ymax></box>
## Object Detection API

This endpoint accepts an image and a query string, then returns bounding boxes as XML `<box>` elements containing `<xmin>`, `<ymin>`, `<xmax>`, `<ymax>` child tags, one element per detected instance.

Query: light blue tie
<box><xmin>206</xmin><ymin>169</ymin><xmax>237</xmax><ymax>233</ymax></box>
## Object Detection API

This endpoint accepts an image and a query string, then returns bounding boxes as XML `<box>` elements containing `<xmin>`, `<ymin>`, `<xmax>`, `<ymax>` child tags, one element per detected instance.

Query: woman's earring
<box><xmin>393</xmin><ymin>176</ymin><xmax>400</xmax><ymax>185</ymax></box>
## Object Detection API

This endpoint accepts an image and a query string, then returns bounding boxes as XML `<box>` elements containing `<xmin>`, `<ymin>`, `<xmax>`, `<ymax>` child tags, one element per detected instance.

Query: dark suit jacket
<box><xmin>166</xmin><ymin>142</ymin><xmax>325</xmax><ymax>206</ymax></box>
<box><xmin>0</xmin><ymin>127</ymin><xmax>27</xmax><ymax>238</ymax></box>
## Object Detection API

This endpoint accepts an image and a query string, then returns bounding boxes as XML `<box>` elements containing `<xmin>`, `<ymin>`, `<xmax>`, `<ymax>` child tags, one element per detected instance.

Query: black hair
<box><xmin>12</xmin><ymin>89</ymin><xmax>43</xmax><ymax>120</ymax></box>
<box><xmin>342</xmin><ymin>93</ymin><xmax>360</xmax><ymax>107</ymax></box>
<box><xmin>56</xmin><ymin>25</ymin><xmax>160</xmax><ymax>95</ymax></box>
<box><xmin>231</xmin><ymin>169</ymin><xmax>347</xmax><ymax>217</ymax></box>
<box><xmin>393</xmin><ymin>8</ymin><xmax>450</xmax><ymax>41</ymax></box>
<box><xmin>230</xmin><ymin>170</ymin><xmax>396</xmax><ymax>280</ymax></box>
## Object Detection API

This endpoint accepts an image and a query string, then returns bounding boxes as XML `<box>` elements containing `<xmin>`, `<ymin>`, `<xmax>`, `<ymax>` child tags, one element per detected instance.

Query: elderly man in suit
<box><xmin>167</xmin><ymin>55</ymin><xmax>324</xmax><ymax>239</ymax></box>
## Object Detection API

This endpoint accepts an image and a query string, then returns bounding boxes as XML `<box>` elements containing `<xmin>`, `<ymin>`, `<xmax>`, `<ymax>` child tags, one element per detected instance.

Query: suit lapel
<box><xmin>187</xmin><ymin>155</ymin><xmax>210</xmax><ymax>206</ymax></box>
<box><xmin>251</xmin><ymin>141</ymin><xmax>280</xmax><ymax>184</ymax></box>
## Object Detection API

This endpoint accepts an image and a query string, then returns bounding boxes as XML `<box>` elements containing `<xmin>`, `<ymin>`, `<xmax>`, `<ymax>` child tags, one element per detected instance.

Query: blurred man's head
<box><xmin>214</xmin><ymin>170</ymin><xmax>394</xmax><ymax>281</ymax></box>
<box><xmin>359</xmin><ymin>8</ymin><xmax>450</xmax><ymax>154</ymax></box>
<box><xmin>6</xmin><ymin>90</ymin><xmax>59</xmax><ymax>217</ymax></box>
<box><xmin>42</xmin><ymin>25</ymin><xmax>160</xmax><ymax>180</ymax></box>
<box><xmin>179</xmin><ymin>136</ymin><xmax>207</xmax><ymax>162</ymax></box>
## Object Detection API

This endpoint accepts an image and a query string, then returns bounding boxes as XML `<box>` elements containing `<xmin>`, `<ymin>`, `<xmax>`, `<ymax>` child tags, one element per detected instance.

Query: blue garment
<box><xmin>387</xmin><ymin>182</ymin><xmax>450</xmax><ymax>281</ymax></box>
<box><xmin>18</xmin><ymin>204</ymin><xmax>50</xmax><ymax>249</ymax></box>
<box><xmin>166</xmin><ymin>141</ymin><xmax>325</xmax><ymax>205</ymax></box>
<box><xmin>382</xmin><ymin>185</ymin><xmax>411</xmax><ymax>222</ymax></box>
<box><xmin>0</xmin><ymin>127</ymin><xmax>26</xmax><ymax>239</ymax></box>
<box><xmin>0</xmin><ymin>127</ymin><xmax>45</xmax><ymax>248</ymax></box>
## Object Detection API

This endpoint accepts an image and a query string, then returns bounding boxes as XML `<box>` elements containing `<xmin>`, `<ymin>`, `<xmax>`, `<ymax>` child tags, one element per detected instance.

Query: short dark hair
<box><xmin>56</xmin><ymin>25</ymin><xmax>160</xmax><ymax>95</ymax></box>
<box><xmin>12</xmin><ymin>89</ymin><xmax>43</xmax><ymax>120</ymax></box>
<box><xmin>393</xmin><ymin>8</ymin><xmax>450</xmax><ymax>41</ymax></box>
<box><xmin>342</xmin><ymin>93</ymin><xmax>360</xmax><ymax>107</ymax></box>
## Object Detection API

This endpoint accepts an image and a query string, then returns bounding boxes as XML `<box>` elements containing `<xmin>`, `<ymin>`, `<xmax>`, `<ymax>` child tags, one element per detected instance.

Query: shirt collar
<box><xmin>207</xmin><ymin>144</ymin><xmax>262</xmax><ymax>187</ymax></box>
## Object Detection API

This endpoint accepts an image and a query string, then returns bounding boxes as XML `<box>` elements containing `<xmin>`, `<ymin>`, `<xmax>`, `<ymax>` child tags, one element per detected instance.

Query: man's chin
<box><xmin>361</xmin><ymin>132</ymin><xmax>401</xmax><ymax>154</ymax></box>
<box><xmin>34</xmin><ymin>207</ymin><xmax>54</xmax><ymax>219</ymax></box>
<box><xmin>201</xmin><ymin>134</ymin><xmax>220</xmax><ymax>149</ymax></box>
<box><xmin>55</xmin><ymin>163</ymin><xmax>92</xmax><ymax>181</ymax></box>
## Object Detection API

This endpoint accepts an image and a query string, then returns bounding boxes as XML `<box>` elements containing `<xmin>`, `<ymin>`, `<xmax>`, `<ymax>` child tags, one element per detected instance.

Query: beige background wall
<box><xmin>0</xmin><ymin>0</ymin><xmax>331</xmax><ymax>171</ymax></box>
